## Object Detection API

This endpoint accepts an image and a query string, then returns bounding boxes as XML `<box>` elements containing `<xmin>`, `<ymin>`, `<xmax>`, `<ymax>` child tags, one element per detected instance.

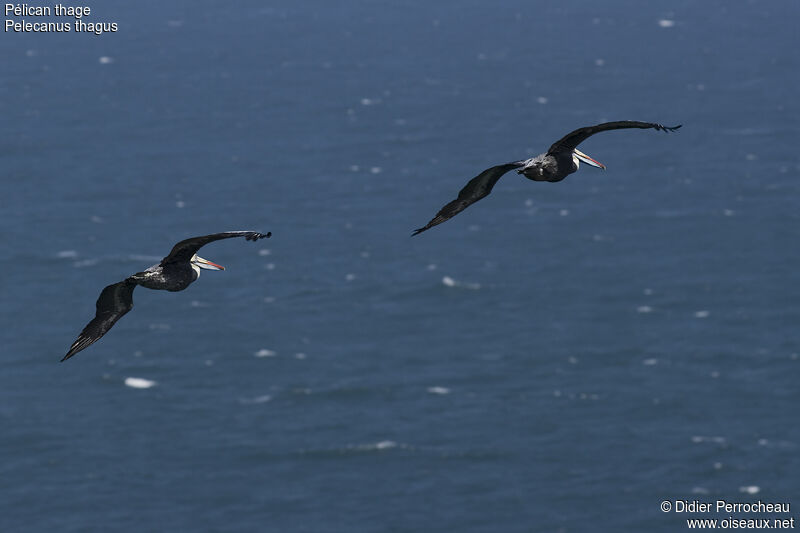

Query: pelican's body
<box><xmin>62</xmin><ymin>231</ymin><xmax>271</xmax><ymax>362</ymax></box>
<box><xmin>516</xmin><ymin>149</ymin><xmax>598</xmax><ymax>182</ymax></box>
<box><xmin>412</xmin><ymin>120</ymin><xmax>681</xmax><ymax>235</ymax></box>
<box><xmin>134</xmin><ymin>257</ymin><xmax>207</xmax><ymax>292</ymax></box>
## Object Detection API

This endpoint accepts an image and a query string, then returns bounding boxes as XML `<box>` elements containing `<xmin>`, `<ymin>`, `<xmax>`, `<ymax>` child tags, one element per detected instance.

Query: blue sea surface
<box><xmin>2</xmin><ymin>1</ymin><xmax>799</xmax><ymax>531</ymax></box>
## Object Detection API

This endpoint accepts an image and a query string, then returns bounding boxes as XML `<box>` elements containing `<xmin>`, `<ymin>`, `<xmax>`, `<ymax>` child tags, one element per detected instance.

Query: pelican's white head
<box><xmin>190</xmin><ymin>254</ymin><xmax>225</xmax><ymax>276</ymax></box>
<box><xmin>573</xmin><ymin>148</ymin><xmax>606</xmax><ymax>170</ymax></box>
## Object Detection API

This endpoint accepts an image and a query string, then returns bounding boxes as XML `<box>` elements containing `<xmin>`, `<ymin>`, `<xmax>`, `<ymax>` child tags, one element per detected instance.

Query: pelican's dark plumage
<box><xmin>62</xmin><ymin>231</ymin><xmax>271</xmax><ymax>362</ymax></box>
<box><xmin>412</xmin><ymin>121</ymin><xmax>681</xmax><ymax>235</ymax></box>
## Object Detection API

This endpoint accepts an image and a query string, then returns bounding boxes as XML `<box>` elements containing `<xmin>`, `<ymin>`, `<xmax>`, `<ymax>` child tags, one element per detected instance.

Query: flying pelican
<box><xmin>412</xmin><ymin>121</ymin><xmax>681</xmax><ymax>235</ymax></box>
<box><xmin>62</xmin><ymin>231</ymin><xmax>271</xmax><ymax>362</ymax></box>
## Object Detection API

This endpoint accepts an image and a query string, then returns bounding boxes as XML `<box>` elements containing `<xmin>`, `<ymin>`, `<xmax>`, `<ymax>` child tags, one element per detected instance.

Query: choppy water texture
<box><xmin>2</xmin><ymin>1</ymin><xmax>799</xmax><ymax>531</ymax></box>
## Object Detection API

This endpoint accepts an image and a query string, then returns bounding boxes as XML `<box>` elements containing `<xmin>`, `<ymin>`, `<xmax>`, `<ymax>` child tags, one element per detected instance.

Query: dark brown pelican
<box><xmin>62</xmin><ymin>231</ymin><xmax>271</xmax><ymax>362</ymax></box>
<box><xmin>412</xmin><ymin>121</ymin><xmax>681</xmax><ymax>235</ymax></box>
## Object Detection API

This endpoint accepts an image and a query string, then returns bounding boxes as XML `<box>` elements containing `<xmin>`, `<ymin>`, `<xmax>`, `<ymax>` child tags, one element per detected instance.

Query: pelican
<box><xmin>62</xmin><ymin>231</ymin><xmax>271</xmax><ymax>362</ymax></box>
<box><xmin>412</xmin><ymin>121</ymin><xmax>681</xmax><ymax>235</ymax></box>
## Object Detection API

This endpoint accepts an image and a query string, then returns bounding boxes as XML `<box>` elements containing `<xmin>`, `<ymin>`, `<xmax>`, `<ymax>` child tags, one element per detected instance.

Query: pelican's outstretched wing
<box><xmin>160</xmin><ymin>231</ymin><xmax>271</xmax><ymax>266</ymax></box>
<box><xmin>62</xmin><ymin>279</ymin><xmax>138</xmax><ymax>361</ymax></box>
<box><xmin>413</xmin><ymin>162</ymin><xmax>524</xmax><ymax>235</ymax></box>
<box><xmin>547</xmin><ymin>121</ymin><xmax>681</xmax><ymax>155</ymax></box>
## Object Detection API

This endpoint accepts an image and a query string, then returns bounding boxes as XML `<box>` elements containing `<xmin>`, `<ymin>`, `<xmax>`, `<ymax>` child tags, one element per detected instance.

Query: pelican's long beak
<box><xmin>194</xmin><ymin>256</ymin><xmax>225</xmax><ymax>271</ymax></box>
<box><xmin>574</xmin><ymin>148</ymin><xmax>606</xmax><ymax>169</ymax></box>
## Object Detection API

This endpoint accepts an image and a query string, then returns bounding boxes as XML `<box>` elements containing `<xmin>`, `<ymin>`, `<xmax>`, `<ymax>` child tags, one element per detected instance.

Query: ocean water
<box><xmin>2</xmin><ymin>0</ymin><xmax>799</xmax><ymax>531</ymax></box>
